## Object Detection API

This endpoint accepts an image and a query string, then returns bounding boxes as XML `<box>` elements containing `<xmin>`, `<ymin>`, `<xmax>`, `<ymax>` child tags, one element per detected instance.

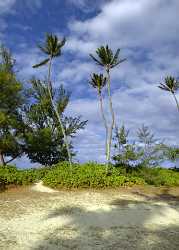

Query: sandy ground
<box><xmin>0</xmin><ymin>184</ymin><xmax>179</xmax><ymax>250</ymax></box>
<box><xmin>31</xmin><ymin>181</ymin><xmax>59</xmax><ymax>193</ymax></box>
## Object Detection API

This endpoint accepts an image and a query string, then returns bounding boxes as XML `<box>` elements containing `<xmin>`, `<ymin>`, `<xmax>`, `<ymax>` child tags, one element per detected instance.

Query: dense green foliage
<box><xmin>0</xmin><ymin>42</ymin><xmax>87</xmax><ymax>166</ymax></box>
<box><xmin>0</xmin><ymin>46</ymin><xmax>25</xmax><ymax>165</ymax></box>
<box><xmin>42</xmin><ymin>162</ymin><xmax>145</xmax><ymax>188</ymax></box>
<box><xmin>24</xmin><ymin>79</ymin><xmax>87</xmax><ymax>165</ymax></box>
<box><xmin>42</xmin><ymin>163</ymin><xmax>179</xmax><ymax>188</ymax></box>
<box><xmin>0</xmin><ymin>165</ymin><xmax>49</xmax><ymax>189</ymax></box>
<box><xmin>1</xmin><ymin>163</ymin><xmax>179</xmax><ymax>191</ymax></box>
<box><xmin>130</xmin><ymin>166</ymin><xmax>179</xmax><ymax>186</ymax></box>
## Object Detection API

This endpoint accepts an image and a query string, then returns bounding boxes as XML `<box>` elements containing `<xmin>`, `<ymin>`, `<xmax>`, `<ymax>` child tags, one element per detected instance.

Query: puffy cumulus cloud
<box><xmin>66</xmin><ymin>83</ymin><xmax>179</xmax><ymax>162</ymax></box>
<box><xmin>61</xmin><ymin>0</ymin><xmax>179</xmax><ymax>162</ymax></box>
<box><xmin>64</xmin><ymin>37</ymin><xmax>98</xmax><ymax>56</ymax></box>
<box><xmin>70</xmin><ymin>0</ymin><xmax>179</xmax><ymax>48</ymax></box>
<box><xmin>72</xmin><ymin>124</ymin><xmax>106</xmax><ymax>162</ymax></box>
<box><xmin>14</xmin><ymin>47</ymin><xmax>47</xmax><ymax>80</ymax></box>
<box><xmin>59</xmin><ymin>60</ymin><xmax>95</xmax><ymax>83</ymax></box>
<box><xmin>6</xmin><ymin>0</ymin><xmax>179</xmax><ymax>163</ymax></box>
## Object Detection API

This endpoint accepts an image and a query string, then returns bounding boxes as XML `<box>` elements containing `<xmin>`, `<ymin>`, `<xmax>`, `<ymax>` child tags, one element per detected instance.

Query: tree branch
<box><xmin>5</xmin><ymin>154</ymin><xmax>21</xmax><ymax>164</ymax></box>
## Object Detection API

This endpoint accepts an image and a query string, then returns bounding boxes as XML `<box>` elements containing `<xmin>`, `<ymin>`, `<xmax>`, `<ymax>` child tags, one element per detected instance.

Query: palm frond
<box><xmin>89</xmin><ymin>73</ymin><xmax>107</xmax><ymax>94</ymax></box>
<box><xmin>158</xmin><ymin>84</ymin><xmax>170</xmax><ymax>92</ymax></box>
<box><xmin>58</xmin><ymin>37</ymin><xmax>66</xmax><ymax>48</ymax></box>
<box><xmin>90</xmin><ymin>45</ymin><xmax>125</xmax><ymax>70</ymax></box>
<box><xmin>89</xmin><ymin>54</ymin><xmax>104</xmax><ymax>66</ymax></box>
<box><xmin>32</xmin><ymin>58</ymin><xmax>50</xmax><ymax>68</ymax></box>
<box><xmin>158</xmin><ymin>76</ymin><xmax>179</xmax><ymax>93</ymax></box>
<box><xmin>111</xmin><ymin>48</ymin><xmax>120</xmax><ymax>65</ymax></box>
<box><xmin>37</xmin><ymin>45</ymin><xmax>49</xmax><ymax>55</ymax></box>
<box><xmin>111</xmin><ymin>58</ymin><xmax>126</xmax><ymax>68</ymax></box>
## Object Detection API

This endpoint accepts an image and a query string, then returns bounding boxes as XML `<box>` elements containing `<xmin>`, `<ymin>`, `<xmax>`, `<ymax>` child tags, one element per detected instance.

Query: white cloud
<box><xmin>14</xmin><ymin>47</ymin><xmax>47</xmax><ymax>80</ymax></box>
<box><xmin>0</xmin><ymin>0</ymin><xmax>16</xmax><ymax>15</ymax></box>
<box><xmin>7</xmin><ymin>0</ymin><xmax>179</xmax><ymax>164</ymax></box>
<box><xmin>70</xmin><ymin>0</ymin><xmax>179</xmax><ymax>48</ymax></box>
<box><xmin>65</xmin><ymin>37</ymin><xmax>98</xmax><ymax>56</ymax></box>
<box><xmin>0</xmin><ymin>0</ymin><xmax>42</xmax><ymax>39</ymax></box>
<box><xmin>61</xmin><ymin>0</ymin><xmax>179</xmax><ymax>161</ymax></box>
<box><xmin>66</xmin><ymin>83</ymin><xmax>179</xmax><ymax>162</ymax></box>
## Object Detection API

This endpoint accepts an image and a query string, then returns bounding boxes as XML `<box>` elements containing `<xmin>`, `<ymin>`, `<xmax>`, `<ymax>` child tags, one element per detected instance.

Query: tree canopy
<box><xmin>24</xmin><ymin>79</ymin><xmax>87</xmax><ymax>165</ymax></box>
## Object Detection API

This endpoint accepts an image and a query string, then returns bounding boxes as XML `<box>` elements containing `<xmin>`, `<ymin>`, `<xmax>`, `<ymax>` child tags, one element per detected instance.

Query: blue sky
<box><xmin>0</xmin><ymin>0</ymin><xmax>179</xmax><ymax>168</ymax></box>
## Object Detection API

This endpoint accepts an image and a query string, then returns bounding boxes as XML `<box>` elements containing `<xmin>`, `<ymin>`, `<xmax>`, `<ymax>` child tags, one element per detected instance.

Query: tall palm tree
<box><xmin>33</xmin><ymin>33</ymin><xmax>72</xmax><ymax>167</ymax></box>
<box><xmin>158</xmin><ymin>76</ymin><xmax>179</xmax><ymax>112</ymax></box>
<box><xmin>90</xmin><ymin>45</ymin><xmax>126</xmax><ymax>163</ymax></box>
<box><xmin>89</xmin><ymin>73</ymin><xmax>109</xmax><ymax>160</ymax></box>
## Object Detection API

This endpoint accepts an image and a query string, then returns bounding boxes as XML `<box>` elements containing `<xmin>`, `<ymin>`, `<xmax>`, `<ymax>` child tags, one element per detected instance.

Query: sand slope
<box><xmin>0</xmin><ymin>186</ymin><xmax>179</xmax><ymax>250</ymax></box>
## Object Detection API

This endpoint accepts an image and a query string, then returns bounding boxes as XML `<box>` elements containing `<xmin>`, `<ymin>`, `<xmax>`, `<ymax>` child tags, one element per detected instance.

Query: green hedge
<box><xmin>1</xmin><ymin>163</ymin><xmax>179</xmax><ymax>191</ymax></box>
<box><xmin>0</xmin><ymin>165</ymin><xmax>49</xmax><ymax>188</ymax></box>
<box><xmin>42</xmin><ymin>162</ymin><xmax>146</xmax><ymax>188</ymax></box>
<box><xmin>130</xmin><ymin>166</ymin><xmax>179</xmax><ymax>186</ymax></box>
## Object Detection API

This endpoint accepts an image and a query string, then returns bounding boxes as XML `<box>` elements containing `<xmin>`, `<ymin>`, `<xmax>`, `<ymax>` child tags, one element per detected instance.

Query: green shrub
<box><xmin>1</xmin><ymin>163</ymin><xmax>179</xmax><ymax>190</ymax></box>
<box><xmin>130</xmin><ymin>166</ymin><xmax>179</xmax><ymax>186</ymax></box>
<box><xmin>0</xmin><ymin>165</ymin><xmax>50</xmax><ymax>188</ymax></box>
<box><xmin>43</xmin><ymin>162</ymin><xmax>146</xmax><ymax>189</ymax></box>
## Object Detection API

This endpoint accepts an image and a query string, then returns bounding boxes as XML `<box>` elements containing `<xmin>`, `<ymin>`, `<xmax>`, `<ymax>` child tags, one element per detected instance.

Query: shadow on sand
<box><xmin>32</xmin><ymin>195</ymin><xmax>179</xmax><ymax>250</ymax></box>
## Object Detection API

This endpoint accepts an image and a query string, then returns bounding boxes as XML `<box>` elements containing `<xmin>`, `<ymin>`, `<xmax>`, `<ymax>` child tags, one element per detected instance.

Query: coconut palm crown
<box><xmin>33</xmin><ymin>33</ymin><xmax>66</xmax><ymax>68</ymax></box>
<box><xmin>89</xmin><ymin>73</ymin><xmax>107</xmax><ymax>94</ymax></box>
<box><xmin>90</xmin><ymin>45</ymin><xmax>126</xmax><ymax>71</ymax></box>
<box><xmin>158</xmin><ymin>76</ymin><xmax>179</xmax><ymax>112</ymax></box>
<box><xmin>158</xmin><ymin>76</ymin><xmax>179</xmax><ymax>94</ymax></box>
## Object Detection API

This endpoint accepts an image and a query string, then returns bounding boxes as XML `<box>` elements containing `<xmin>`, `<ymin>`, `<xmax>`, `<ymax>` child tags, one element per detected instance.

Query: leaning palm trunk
<box><xmin>172</xmin><ymin>93</ymin><xmax>179</xmax><ymax>112</ymax></box>
<box><xmin>48</xmin><ymin>57</ymin><xmax>72</xmax><ymax>167</ymax></box>
<box><xmin>98</xmin><ymin>92</ymin><xmax>109</xmax><ymax>161</ymax></box>
<box><xmin>106</xmin><ymin>70</ymin><xmax>116</xmax><ymax>164</ymax></box>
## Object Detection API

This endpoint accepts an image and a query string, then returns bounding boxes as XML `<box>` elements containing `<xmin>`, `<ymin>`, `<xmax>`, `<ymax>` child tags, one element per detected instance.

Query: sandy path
<box><xmin>0</xmin><ymin>186</ymin><xmax>179</xmax><ymax>250</ymax></box>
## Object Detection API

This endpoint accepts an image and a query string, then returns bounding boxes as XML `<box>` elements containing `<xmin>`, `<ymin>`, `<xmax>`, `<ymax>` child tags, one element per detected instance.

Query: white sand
<box><xmin>0</xmin><ymin>187</ymin><xmax>179</xmax><ymax>250</ymax></box>
<box><xmin>31</xmin><ymin>181</ymin><xmax>59</xmax><ymax>193</ymax></box>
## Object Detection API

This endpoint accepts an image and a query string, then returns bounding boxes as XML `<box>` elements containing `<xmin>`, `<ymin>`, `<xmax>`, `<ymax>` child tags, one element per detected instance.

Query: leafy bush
<box><xmin>130</xmin><ymin>166</ymin><xmax>179</xmax><ymax>186</ymax></box>
<box><xmin>0</xmin><ymin>165</ymin><xmax>49</xmax><ymax>188</ymax></box>
<box><xmin>1</xmin><ymin>163</ymin><xmax>179</xmax><ymax>191</ymax></box>
<box><xmin>42</xmin><ymin>162</ymin><xmax>146</xmax><ymax>189</ymax></box>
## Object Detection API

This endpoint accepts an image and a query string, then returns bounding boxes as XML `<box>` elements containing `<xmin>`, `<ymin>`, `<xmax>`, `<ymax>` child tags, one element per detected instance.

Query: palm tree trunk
<box><xmin>47</xmin><ymin>57</ymin><xmax>72</xmax><ymax>168</ymax></box>
<box><xmin>0</xmin><ymin>151</ymin><xmax>5</xmax><ymax>166</ymax></box>
<box><xmin>98</xmin><ymin>92</ymin><xmax>109</xmax><ymax>161</ymax></box>
<box><xmin>106</xmin><ymin>70</ymin><xmax>116</xmax><ymax>164</ymax></box>
<box><xmin>172</xmin><ymin>93</ymin><xmax>179</xmax><ymax>112</ymax></box>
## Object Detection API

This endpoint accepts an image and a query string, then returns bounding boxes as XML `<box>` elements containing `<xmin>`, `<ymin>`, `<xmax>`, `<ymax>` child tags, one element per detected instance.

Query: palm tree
<box><xmin>158</xmin><ymin>76</ymin><xmax>179</xmax><ymax>112</ymax></box>
<box><xmin>33</xmin><ymin>33</ymin><xmax>72</xmax><ymax>167</ymax></box>
<box><xmin>90</xmin><ymin>45</ymin><xmax>126</xmax><ymax>163</ymax></box>
<box><xmin>89</xmin><ymin>73</ymin><xmax>109</xmax><ymax>160</ymax></box>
